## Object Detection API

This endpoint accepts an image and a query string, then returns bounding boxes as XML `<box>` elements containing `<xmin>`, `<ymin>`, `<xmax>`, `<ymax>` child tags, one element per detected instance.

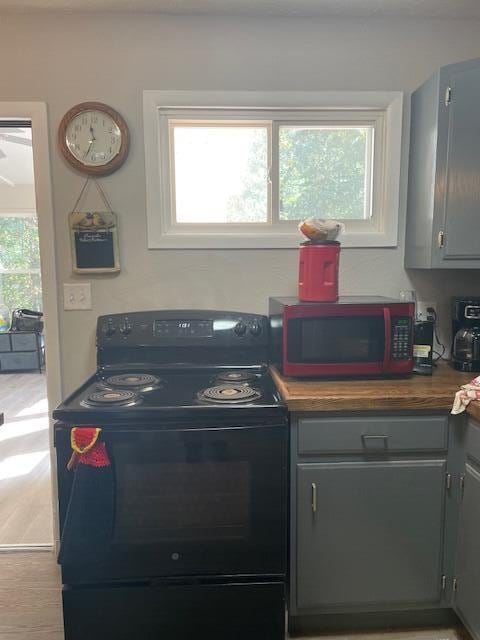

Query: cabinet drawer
<box><xmin>63</xmin><ymin>581</ymin><xmax>285</xmax><ymax>640</ymax></box>
<box><xmin>0</xmin><ymin>334</ymin><xmax>11</xmax><ymax>351</ymax></box>
<box><xmin>10</xmin><ymin>332</ymin><xmax>38</xmax><ymax>351</ymax></box>
<box><xmin>0</xmin><ymin>351</ymin><xmax>40</xmax><ymax>371</ymax></box>
<box><xmin>298</xmin><ymin>415</ymin><xmax>448</xmax><ymax>454</ymax></box>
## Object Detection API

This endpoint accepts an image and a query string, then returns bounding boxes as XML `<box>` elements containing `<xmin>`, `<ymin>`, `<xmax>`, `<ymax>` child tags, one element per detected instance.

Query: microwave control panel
<box><xmin>391</xmin><ymin>317</ymin><xmax>412</xmax><ymax>360</ymax></box>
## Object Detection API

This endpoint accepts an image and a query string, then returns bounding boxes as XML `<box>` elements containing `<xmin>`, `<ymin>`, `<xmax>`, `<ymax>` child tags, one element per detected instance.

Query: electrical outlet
<box><xmin>64</xmin><ymin>283</ymin><xmax>92</xmax><ymax>310</ymax></box>
<box><xmin>416</xmin><ymin>301</ymin><xmax>437</xmax><ymax>322</ymax></box>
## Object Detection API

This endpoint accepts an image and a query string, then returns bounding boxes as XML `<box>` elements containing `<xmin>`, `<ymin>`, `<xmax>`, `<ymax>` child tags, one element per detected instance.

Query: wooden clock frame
<box><xmin>58</xmin><ymin>101</ymin><xmax>130</xmax><ymax>176</ymax></box>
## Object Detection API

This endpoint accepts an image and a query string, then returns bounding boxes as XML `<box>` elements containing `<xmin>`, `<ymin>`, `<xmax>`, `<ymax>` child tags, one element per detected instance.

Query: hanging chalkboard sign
<box><xmin>68</xmin><ymin>178</ymin><xmax>120</xmax><ymax>274</ymax></box>
<box><xmin>69</xmin><ymin>211</ymin><xmax>120</xmax><ymax>273</ymax></box>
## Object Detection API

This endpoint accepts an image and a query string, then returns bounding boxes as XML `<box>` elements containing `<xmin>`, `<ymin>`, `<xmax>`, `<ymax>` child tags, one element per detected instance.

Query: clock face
<box><xmin>65</xmin><ymin>110</ymin><xmax>122</xmax><ymax>167</ymax></box>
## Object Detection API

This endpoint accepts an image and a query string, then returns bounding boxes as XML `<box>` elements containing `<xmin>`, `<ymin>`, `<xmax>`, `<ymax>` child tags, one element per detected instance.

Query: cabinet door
<box><xmin>443</xmin><ymin>64</ymin><xmax>480</xmax><ymax>260</ymax></box>
<box><xmin>296</xmin><ymin>460</ymin><xmax>446</xmax><ymax>610</ymax></box>
<box><xmin>454</xmin><ymin>462</ymin><xmax>480</xmax><ymax>640</ymax></box>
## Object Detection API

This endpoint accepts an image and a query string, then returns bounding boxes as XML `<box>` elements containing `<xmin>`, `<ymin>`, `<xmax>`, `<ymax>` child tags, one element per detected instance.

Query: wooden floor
<box><xmin>0</xmin><ymin>551</ymin><xmax>63</xmax><ymax>639</ymax></box>
<box><xmin>0</xmin><ymin>373</ymin><xmax>53</xmax><ymax>546</ymax></box>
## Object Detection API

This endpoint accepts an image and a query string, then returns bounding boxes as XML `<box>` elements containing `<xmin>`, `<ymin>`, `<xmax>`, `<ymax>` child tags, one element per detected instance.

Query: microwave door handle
<box><xmin>383</xmin><ymin>307</ymin><xmax>392</xmax><ymax>371</ymax></box>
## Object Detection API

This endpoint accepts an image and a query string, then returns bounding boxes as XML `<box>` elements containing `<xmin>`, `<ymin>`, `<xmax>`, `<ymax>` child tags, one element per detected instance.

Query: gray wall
<box><xmin>1</xmin><ymin>13</ymin><xmax>480</xmax><ymax>392</ymax></box>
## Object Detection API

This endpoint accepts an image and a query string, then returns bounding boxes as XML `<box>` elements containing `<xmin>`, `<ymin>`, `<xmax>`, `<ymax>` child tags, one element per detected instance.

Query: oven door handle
<box><xmin>383</xmin><ymin>307</ymin><xmax>392</xmax><ymax>371</ymax></box>
<box><xmin>102</xmin><ymin>424</ymin><xmax>285</xmax><ymax>436</ymax></box>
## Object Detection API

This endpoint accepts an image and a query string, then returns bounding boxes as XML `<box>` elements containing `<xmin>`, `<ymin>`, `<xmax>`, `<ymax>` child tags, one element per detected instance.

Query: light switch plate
<box><xmin>64</xmin><ymin>283</ymin><xmax>92</xmax><ymax>310</ymax></box>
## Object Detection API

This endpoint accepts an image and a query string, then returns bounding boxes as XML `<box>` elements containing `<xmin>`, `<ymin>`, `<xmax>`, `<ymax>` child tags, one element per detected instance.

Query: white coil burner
<box><xmin>199</xmin><ymin>384</ymin><xmax>261</xmax><ymax>404</ymax></box>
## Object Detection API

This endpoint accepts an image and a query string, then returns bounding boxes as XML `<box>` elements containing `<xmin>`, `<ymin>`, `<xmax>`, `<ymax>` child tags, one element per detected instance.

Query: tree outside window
<box><xmin>0</xmin><ymin>216</ymin><xmax>42</xmax><ymax>314</ymax></box>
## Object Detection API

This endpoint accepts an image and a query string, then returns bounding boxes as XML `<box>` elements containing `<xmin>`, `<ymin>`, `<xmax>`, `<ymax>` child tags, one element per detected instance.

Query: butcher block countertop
<box><xmin>271</xmin><ymin>362</ymin><xmax>480</xmax><ymax>415</ymax></box>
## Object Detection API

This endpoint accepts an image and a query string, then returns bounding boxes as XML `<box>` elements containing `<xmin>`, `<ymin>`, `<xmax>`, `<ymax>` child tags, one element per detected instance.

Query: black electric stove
<box><xmin>54</xmin><ymin>310</ymin><xmax>287</xmax><ymax>640</ymax></box>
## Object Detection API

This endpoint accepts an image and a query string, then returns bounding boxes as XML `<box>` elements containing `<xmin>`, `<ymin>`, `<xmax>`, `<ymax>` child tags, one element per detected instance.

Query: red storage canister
<box><xmin>298</xmin><ymin>241</ymin><xmax>340</xmax><ymax>302</ymax></box>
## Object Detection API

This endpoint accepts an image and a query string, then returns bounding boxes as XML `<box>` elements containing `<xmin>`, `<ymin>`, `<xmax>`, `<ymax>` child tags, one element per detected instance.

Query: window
<box><xmin>144</xmin><ymin>91</ymin><xmax>403</xmax><ymax>248</ymax></box>
<box><xmin>171</xmin><ymin>121</ymin><xmax>270</xmax><ymax>224</ymax></box>
<box><xmin>278</xmin><ymin>125</ymin><xmax>373</xmax><ymax>222</ymax></box>
<box><xmin>0</xmin><ymin>215</ymin><xmax>42</xmax><ymax>312</ymax></box>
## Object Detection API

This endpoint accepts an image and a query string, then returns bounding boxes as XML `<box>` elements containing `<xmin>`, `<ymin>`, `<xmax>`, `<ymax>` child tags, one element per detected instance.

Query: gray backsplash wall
<box><xmin>1</xmin><ymin>12</ymin><xmax>480</xmax><ymax>392</ymax></box>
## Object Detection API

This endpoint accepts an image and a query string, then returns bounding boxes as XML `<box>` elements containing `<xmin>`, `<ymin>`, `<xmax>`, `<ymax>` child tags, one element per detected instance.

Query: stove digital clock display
<box><xmin>154</xmin><ymin>320</ymin><xmax>213</xmax><ymax>338</ymax></box>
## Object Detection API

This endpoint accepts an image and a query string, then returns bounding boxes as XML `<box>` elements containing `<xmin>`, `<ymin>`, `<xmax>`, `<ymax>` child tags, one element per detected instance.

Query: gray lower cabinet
<box><xmin>297</xmin><ymin>460</ymin><xmax>446</xmax><ymax>610</ymax></box>
<box><xmin>291</xmin><ymin>414</ymin><xmax>450</xmax><ymax>616</ymax></box>
<box><xmin>453</xmin><ymin>418</ymin><xmax>480</xmax><ymax>640</ymax></box>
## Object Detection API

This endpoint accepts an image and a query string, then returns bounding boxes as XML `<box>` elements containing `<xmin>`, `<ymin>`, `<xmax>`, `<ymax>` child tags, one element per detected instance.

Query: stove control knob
<box><xmin>119</xmin><ymin>321</ymin><xmax>132</xmax><ymax>335</ymax></box>
<box><xmin>249</xmin><ymin>321</ymin><xmax>262</xmax><ymax>337</ymax></box>
<box><xmin>234</xmin><ymin>320</ymin><xmax>247</xmax><ymax>336</ymax></box>
<box><xmin>102</xmin><ymin>321</ymin><xmax>116</xmax><ymax>337</ymax></box>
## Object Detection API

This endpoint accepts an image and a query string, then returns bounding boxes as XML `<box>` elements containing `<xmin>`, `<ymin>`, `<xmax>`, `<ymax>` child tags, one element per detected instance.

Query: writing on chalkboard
<box><xmin>69</xmin><ymin>211</ymin><xmax>120</xmax><ymax>273</ymax></box>
<box><xmin>79</xmin><ymin>232</ymin><xmax>109</xmax><ymax>243</ymax></box>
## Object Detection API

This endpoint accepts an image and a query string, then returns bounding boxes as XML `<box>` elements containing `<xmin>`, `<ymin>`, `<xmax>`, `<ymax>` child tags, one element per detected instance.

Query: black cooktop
<box><xmin>53</xmin><ymin>310</ymin><xmax>286</xmax><ymax>425</ymax></box>
<box><xmin>53</xmin><ymin>365</ymin><xmax>284</xmax><ymax>425</ymax></box>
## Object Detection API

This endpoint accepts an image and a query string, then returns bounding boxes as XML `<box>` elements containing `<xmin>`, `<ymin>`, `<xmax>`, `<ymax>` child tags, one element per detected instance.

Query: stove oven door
<box><xmin>55</xmin><ymin>422</ymin><xmax>287</xmax><ymax>584</ymax></box>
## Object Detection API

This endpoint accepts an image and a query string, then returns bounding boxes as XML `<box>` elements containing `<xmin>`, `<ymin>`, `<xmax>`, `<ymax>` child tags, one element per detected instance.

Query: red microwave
<box><xmin>269</xmin><ymin>296</ymin><xmax>414</xmax><ymax>377</ymax></box>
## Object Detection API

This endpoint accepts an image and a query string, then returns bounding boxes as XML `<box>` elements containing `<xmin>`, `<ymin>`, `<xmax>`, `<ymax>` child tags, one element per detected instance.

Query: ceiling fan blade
<box><xmin>0</xmin><ymin>127</ymin><xmax>24</xmax><ymax>134</ymax></box>
<box><xmin>0</xmin><ymin>133</ymin><xmax>32</xmax><ymax>146</ymax></box>
<box><xmin>0</xmin><ymin>175</ymin><xmax>15</xmax><ymax>187</ymax></box>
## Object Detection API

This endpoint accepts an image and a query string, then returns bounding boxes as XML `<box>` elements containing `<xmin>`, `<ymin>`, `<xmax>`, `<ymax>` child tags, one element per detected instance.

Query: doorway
<box><xmin>0</xmin><ymin>122</ymin><xmax>52</xmax><ymax>546</ymax></box>
<box><xmin>0</xmin><ymin>105</ymin><xmax>61</xmax><ymax>551</ymax></box>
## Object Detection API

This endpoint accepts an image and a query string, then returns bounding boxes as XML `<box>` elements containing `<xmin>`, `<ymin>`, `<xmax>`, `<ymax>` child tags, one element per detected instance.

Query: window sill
<box><xmin>147</xmin><ymin>228</ymin><xmax>397</xmax><ymax>250</ymax></box>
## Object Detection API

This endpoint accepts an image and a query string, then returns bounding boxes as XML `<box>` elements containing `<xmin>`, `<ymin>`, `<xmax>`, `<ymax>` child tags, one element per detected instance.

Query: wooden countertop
<box><xmin>271</xmin><ymin>362</ymin><xmax>476</xmax><ymax>413</ymax></box>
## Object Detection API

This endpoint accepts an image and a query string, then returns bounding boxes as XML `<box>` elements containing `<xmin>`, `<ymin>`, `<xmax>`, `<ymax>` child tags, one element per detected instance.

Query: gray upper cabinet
<box><xmin>454</xmin><ymin>418</ymin><xmax>480</xmax><ymax>640</ymax></box>
<box><xmin>405</xmin><ymin>57</ymin><xmax>480</xmax><ymax>268</ymax></box>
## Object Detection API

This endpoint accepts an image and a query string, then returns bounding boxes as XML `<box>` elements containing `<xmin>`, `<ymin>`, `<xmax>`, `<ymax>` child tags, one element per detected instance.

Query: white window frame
<box><xmin>143</xmin><ymin>91</ymin><xmax>403</xmax><ymax>249</ymax></box>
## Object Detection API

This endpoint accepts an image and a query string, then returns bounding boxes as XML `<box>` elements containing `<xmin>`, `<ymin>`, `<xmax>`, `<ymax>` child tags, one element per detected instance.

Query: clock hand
<box><xmin>83</xmin><ymin>140</ymin><xmax>93</xmax><ymax>159</ymax></box>
<box><xmin>83</xmin><ymin>126</ymin><xmax>97</xmax><ymax>159</ymax></box>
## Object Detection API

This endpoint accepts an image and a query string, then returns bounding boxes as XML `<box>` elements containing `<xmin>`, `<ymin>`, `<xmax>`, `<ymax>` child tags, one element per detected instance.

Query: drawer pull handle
<box><xmin>311</xmin><ymin>482</ymin><xmax>317</xmax><ymax>514</ymax></box>
<box><xmin>361</xmin><ymin>434</ymin><xmax>389</xmax><ymax>443</ymax></box>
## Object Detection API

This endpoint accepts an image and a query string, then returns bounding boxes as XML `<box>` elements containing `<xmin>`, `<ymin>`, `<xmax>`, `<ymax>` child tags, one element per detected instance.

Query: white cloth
<box><xmin>451</xmin><ymin>375</ymin><xmax>480</xmax><ymax>414</ymax></box>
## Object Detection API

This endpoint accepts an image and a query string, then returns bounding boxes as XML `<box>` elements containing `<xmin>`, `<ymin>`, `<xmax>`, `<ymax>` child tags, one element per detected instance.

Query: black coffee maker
<box><xmin>452</xmin><ymin>297</ymin><xmax>480</xmax><ymax>372</ymax></box>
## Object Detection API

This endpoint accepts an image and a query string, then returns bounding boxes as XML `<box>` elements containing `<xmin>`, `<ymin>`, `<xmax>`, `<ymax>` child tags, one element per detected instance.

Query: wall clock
<box><xmin>58</xmin><ymin>102</ymin><xmax>130</xmax><ymax>176</ymax></box>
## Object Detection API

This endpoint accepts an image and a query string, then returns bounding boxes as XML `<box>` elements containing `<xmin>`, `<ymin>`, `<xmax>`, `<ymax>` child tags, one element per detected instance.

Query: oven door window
<box><xmin>288</xmin><ymin>316</ymin><xmax>385</xmax><ymax>363</ymax></box>
<box><xmin>114</xmin><ymin>459</ymin><xmax>250</xmax><ymax>544</ymax></box>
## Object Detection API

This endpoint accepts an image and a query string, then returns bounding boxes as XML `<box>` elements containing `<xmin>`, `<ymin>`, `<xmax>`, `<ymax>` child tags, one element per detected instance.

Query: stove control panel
<box><xmin>97</xmin><ymin>311</ymin><xmax>268</xmax><ymax>348</ymax></box>
<box><xmin>154</xmin><ymin>320</ymin><xmax>213</xmax><ymax>338</ymax></box>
